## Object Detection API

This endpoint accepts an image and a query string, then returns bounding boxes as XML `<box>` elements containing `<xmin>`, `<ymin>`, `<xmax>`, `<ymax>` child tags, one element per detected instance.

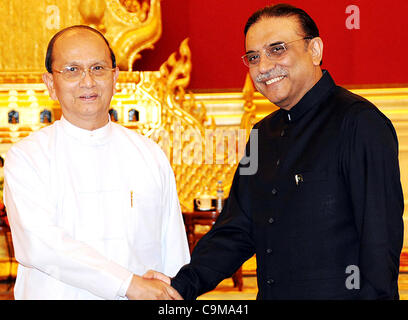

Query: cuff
<box><xmin>116</xmin><ymin>273</ymin><xmax>133</xmax><ymax>299</ymax></box>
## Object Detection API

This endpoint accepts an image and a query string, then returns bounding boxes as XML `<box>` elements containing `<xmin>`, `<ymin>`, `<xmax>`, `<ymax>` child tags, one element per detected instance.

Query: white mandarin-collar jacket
<box><xmin>4</xmin><ymin>117</ymin><xmax>190</xmax><ymax>299</ymax></box>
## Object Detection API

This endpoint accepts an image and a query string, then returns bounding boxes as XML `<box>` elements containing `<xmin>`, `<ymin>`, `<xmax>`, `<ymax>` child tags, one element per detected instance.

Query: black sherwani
<box><xmin>171</xmin><ymin>71</ymin><xmax>404</xmax><ymax>299</ymax></box>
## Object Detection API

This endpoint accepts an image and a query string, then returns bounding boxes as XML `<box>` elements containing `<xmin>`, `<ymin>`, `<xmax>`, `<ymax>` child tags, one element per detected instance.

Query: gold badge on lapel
<box><xmin>295</xmin><ymin>174</ymin><xmax>303</xmax><ymax>186</ymax></box>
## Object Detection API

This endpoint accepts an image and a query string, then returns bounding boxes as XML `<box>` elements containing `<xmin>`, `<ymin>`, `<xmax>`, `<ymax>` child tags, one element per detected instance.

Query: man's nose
<box><xmin>258</xmin><ymin>53</ymin><xmax>276</xmax><ymax>74</ymax></box>
<box><xmin>79</xmin><ymin>69</ymin><xmax>96</xmax><ymax>87</ymax></box>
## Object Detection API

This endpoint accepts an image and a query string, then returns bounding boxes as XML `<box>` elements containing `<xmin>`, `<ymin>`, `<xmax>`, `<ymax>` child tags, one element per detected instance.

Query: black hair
<box><xmin>45</xmin><ymin>25</ymin><xmax>116</xmax><ymax>73</ymax></box>
<box><xmin>244</xmin><ymin>3</ymin><xmax>320</xmax><ymax>39</ymax></box>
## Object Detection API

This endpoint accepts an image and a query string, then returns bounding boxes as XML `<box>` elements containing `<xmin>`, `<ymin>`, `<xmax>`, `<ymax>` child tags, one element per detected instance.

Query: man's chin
<box><xmin>256</xmin><ymin>83</ymin><xmax>287</xmax><ymax>104</ymax></box>
<box><xmin>262</xmin><ymin>90</ymin><xmax>289</xmax><ymax>108</ymax></box>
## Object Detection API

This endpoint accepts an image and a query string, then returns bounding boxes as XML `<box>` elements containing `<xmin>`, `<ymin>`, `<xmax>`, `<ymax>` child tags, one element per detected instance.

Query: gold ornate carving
<box><xmin>147</xmin><ymin>39</ymin><xmax>239</xmax><ymax>211</ymax></box>
<box><xmin>240</xmin><ymin>73</ymin><xmax>257</xmax><ymax>138</ymax></box>
<box><xmin>0</xmin><ymin>0</ymin><xmax>82</xmax><ymax>74</ymax></box>
<box><xmin>160</xmin><ymin>39</ymin><xmax>192</xmax><ymax>99</ymax></box>
<box><xmin>119</xmin><ymin>0</ymin><xmax>150</xmax><ymax>18</ymax></box>
<box><xmin>105</xmin><ymin>0</ymin><xmax>162</xmax><ymax>70</ymax></box>
<box><xmin>79</xmin><ymin>0</ymin><xmax>107</xmax><ymax>32</ymax></box>
<box><xmin>240</xmin><ymin>72</ymin><xmax>280</xmax><ymax>136</ymax></box>
<box><xmin>0</xmin><ymin>0</ymin><xmax>162</xmax><ymax>78</ymax></box>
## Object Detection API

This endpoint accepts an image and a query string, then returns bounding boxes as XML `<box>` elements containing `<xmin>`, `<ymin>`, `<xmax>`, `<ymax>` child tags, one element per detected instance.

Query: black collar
<box><xmin>281</xmin><ymin>70</ymin><xmax>336</xmax><ymax>123</ymax></box>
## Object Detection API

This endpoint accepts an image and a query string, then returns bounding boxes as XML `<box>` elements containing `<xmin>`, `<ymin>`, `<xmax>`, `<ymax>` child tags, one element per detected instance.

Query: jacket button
<box><xmin>266</xmin><ymin>279</ymin><xmax>275</xmax><ymax>285</ymax></box>
<box><xmin>271</xmin><ymin>188</ymin><xmax>278</xmax><ymax>195</ymax></box>
<box><xmin>276</xmin><ymin>159</ymin><xmax>280</xmax><ymax>166</ymax></box>
<box><xmin>280</xmin><ymin>129</ymin><xmax>285</xmax><ymax>137</ymax></box>
<box><xmin>266</xmin><ymin>248</ymin><xmax>272</xmax><ymax>254</ymax></box>
<box><xmin>268</xmin><ymin>217</ymin><xmax>275</xmax><ymax>224</ymax></box>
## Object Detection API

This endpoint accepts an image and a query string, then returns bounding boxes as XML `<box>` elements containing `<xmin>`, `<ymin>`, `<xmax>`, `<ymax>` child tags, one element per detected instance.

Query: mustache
<box><xmin>255</xmin><ymin>67</ymin><xmax>288</xmax><ymax>83</ymax></box>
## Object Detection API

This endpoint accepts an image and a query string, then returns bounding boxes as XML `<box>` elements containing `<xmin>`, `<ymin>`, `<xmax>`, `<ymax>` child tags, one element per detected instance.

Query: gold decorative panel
<box><xmin>0</xmin><ymin>0</ymin><xmax>161</xmax><ymax>77</ymax></box>
<box><xmin>0</xmin><ymin>0</ymin><xmax>82</xmax><ymax>74</ymax></box>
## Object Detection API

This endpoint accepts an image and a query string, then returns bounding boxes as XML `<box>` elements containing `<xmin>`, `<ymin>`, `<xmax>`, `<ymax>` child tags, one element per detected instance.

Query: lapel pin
<box><xmin>295</xmin><ymin>174</ymin><xmax>303</xmax><ymax>186</ymax></box>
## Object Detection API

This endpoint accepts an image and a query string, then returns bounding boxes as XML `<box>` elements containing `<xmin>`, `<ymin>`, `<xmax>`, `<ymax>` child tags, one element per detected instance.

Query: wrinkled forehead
<box><xmin>245</xmin><ymin>16</ymin><xmax>304</xmax><ymax>50</ymax></box>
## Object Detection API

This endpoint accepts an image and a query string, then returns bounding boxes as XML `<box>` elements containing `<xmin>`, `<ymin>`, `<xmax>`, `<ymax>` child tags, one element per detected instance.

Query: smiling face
<box><xmin>245</xmin><ymin>16</ymin><xmax>323</xmax><ymax>110</ymax></box>
<box><xmin>42</xmin><ymin>29</ymin><xmax>119</xmax><ymax>130</ymax></box>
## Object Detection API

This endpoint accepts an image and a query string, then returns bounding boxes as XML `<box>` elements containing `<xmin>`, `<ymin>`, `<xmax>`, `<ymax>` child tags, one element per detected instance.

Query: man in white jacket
<box><xmin>4</xmin><ymin>25</ymin><xmax>190</xmax><ymax>300</ymax></box>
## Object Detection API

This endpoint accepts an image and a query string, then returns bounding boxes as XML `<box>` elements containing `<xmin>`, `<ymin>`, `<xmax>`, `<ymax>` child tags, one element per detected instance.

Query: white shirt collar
<box><xmin>60</xmin><ymin>115</ymin><xmax>112</xmax><ymax>146</ymax></box>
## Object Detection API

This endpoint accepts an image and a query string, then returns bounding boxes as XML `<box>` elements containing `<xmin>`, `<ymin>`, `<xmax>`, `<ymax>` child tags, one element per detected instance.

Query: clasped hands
<box><xmin>125</xmin><ymin>270</ymin><xmax>182</xmax><ymax>300</ymax></box>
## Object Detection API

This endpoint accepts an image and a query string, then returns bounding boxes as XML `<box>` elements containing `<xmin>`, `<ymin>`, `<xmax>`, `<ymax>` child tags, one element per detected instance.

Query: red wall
<box><xmin>132</xmin><ymin>0</ymin><xmax>408</xmax><ymax>90</ymax></box>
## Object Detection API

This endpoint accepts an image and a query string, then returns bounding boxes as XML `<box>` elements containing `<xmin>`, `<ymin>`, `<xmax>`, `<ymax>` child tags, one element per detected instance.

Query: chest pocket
<box><xmin>290</xmin><ymin>170</ymin><xmax>334</xmax><ymax>216</ymax></box>
<box><xmin>293</xmin><ymin>170</ymin><xmax>328</xmax><ymax>186</ymax></box>
<box><xmin>290</xmin><ymin>169</ymin><xmax>344</xmax><ymax>225</ymax></box>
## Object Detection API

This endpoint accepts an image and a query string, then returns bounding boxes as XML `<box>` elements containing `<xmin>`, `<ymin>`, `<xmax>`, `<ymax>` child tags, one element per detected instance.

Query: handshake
<box><xmin>126</xmin><ymin>270</ymin><xmax>183</xmax><ymax>300</ymax></box>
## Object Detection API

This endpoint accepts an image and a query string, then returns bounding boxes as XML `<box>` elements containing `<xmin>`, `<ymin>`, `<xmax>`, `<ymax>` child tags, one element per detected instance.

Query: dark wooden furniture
<box><xmin>182</xmin><ymin>210</ymin><xmax>243</xmax><ymax>291</ymax></box>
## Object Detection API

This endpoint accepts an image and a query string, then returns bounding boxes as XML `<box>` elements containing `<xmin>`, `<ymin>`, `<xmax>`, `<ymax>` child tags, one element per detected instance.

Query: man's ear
<box><xmin>309</xmin><ymin>37</ymin><xmax>324</xmax><ymax>66</ymax></box>
<box><xmin>42</xmin><ymin>73</ymin><xmax>58</xmax><ymax>101</ymax></box>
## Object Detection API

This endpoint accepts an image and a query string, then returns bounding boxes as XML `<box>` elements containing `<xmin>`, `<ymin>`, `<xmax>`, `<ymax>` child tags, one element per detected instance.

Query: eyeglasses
<box><xmin>241</xmin><ymin>37</ymin><xmax>313</xmax><ymax>67</ymax></box>
<box><xmin>52</xmin><ymin>65</ymin><xmax>115</xmax><ymax>81</ymax></box>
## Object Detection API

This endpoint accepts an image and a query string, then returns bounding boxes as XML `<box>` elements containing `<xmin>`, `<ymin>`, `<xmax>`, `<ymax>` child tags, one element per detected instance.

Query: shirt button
<box><xmin>266</xmin><ymin>248</ymin><xmax>273</xmax><ymax>254</ymax></box>
<box><xmin>271</xmin><ymin>188</ymin><xmax>278</xmax><ymax>195</ymax></box>
<box><xmin>268</xmin><ymin>217</ymin><xmax>274</xmax><ymax>224</ymax></box>
<box><xmin>266</xmin><ymin>279</ymin><xmax>275</xmax><ymax>285</ymax></box>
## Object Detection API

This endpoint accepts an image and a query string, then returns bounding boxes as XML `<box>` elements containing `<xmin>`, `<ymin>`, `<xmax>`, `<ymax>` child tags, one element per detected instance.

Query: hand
<box><xmin>126</xmin><ymin>274</ymin><xmax>182</xmax><ymax>300</ymax></box>
<box><xmin>143</xmin><ymin>269</ymin><xmax>171</xmax><ymax>285</ymax></box>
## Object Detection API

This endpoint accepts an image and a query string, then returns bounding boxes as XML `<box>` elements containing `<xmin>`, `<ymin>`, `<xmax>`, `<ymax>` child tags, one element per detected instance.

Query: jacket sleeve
<box><xmin>171</xmin><ymin>140</ymin><xmax>256</xmax><ymax>300</ymax></box>
<box><xmin>345</xmin><ymin>106</ymin><xmax>404</xmax><ymax>299</ymax></box>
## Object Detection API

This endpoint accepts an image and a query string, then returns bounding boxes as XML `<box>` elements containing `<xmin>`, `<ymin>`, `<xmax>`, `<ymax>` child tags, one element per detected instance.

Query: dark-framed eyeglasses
<box><xmin>241</xmin><ymin>37</ymin><xmax>314</xmax><ymax>67</ymax></box>
<box><xmin>52</xmin><ymin>65</ymin><xmax>115</xmax><ymax>81</ymax></box>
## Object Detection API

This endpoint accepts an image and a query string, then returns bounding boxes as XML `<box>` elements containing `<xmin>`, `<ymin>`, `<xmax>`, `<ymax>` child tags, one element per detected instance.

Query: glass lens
<box><xmin>266</xmin><ymin>43</ymin><xmax>287</xmax><ymax>58</ymax></box>
<box><xmin>243</xmin><ymin>53</ymin><xmax>260</xmax><ymax>66</ymax></box>
<box><xmin>63</xmin><ymin>66</ymin><xmax>81</xmax><ymax>80</ymax></box>
<box><xmin>60</xmin><ymin>65</ymin><xmax>112</xmax><ymax>80</ymax></box>
<box><xmin>90</xmin><ymin>65</ymin><xmax>108</xmax><ymax>77</ymax></box>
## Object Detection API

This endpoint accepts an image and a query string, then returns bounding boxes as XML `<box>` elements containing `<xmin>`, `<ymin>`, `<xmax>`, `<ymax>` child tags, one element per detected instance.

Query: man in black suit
<box><xmin>145</xmin><ymin>3</ymin><xmax>404</xmax><ymax>299</ymax></box>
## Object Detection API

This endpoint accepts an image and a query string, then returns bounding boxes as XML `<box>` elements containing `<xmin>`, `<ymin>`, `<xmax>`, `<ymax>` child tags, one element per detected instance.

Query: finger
<box><xmin>156</xmin><ymin>273</ymin><xmax>171</xmax><ymax>285</ymax></box>
<box><xmin>167</xmin><ymin>286</ymin><xmax>183</xmax><ymax>300</ymax></box>
<box><xmin>142</xmin><ymin>270</ymin><xmax>156</xmax><ymax>279</ymax></box>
